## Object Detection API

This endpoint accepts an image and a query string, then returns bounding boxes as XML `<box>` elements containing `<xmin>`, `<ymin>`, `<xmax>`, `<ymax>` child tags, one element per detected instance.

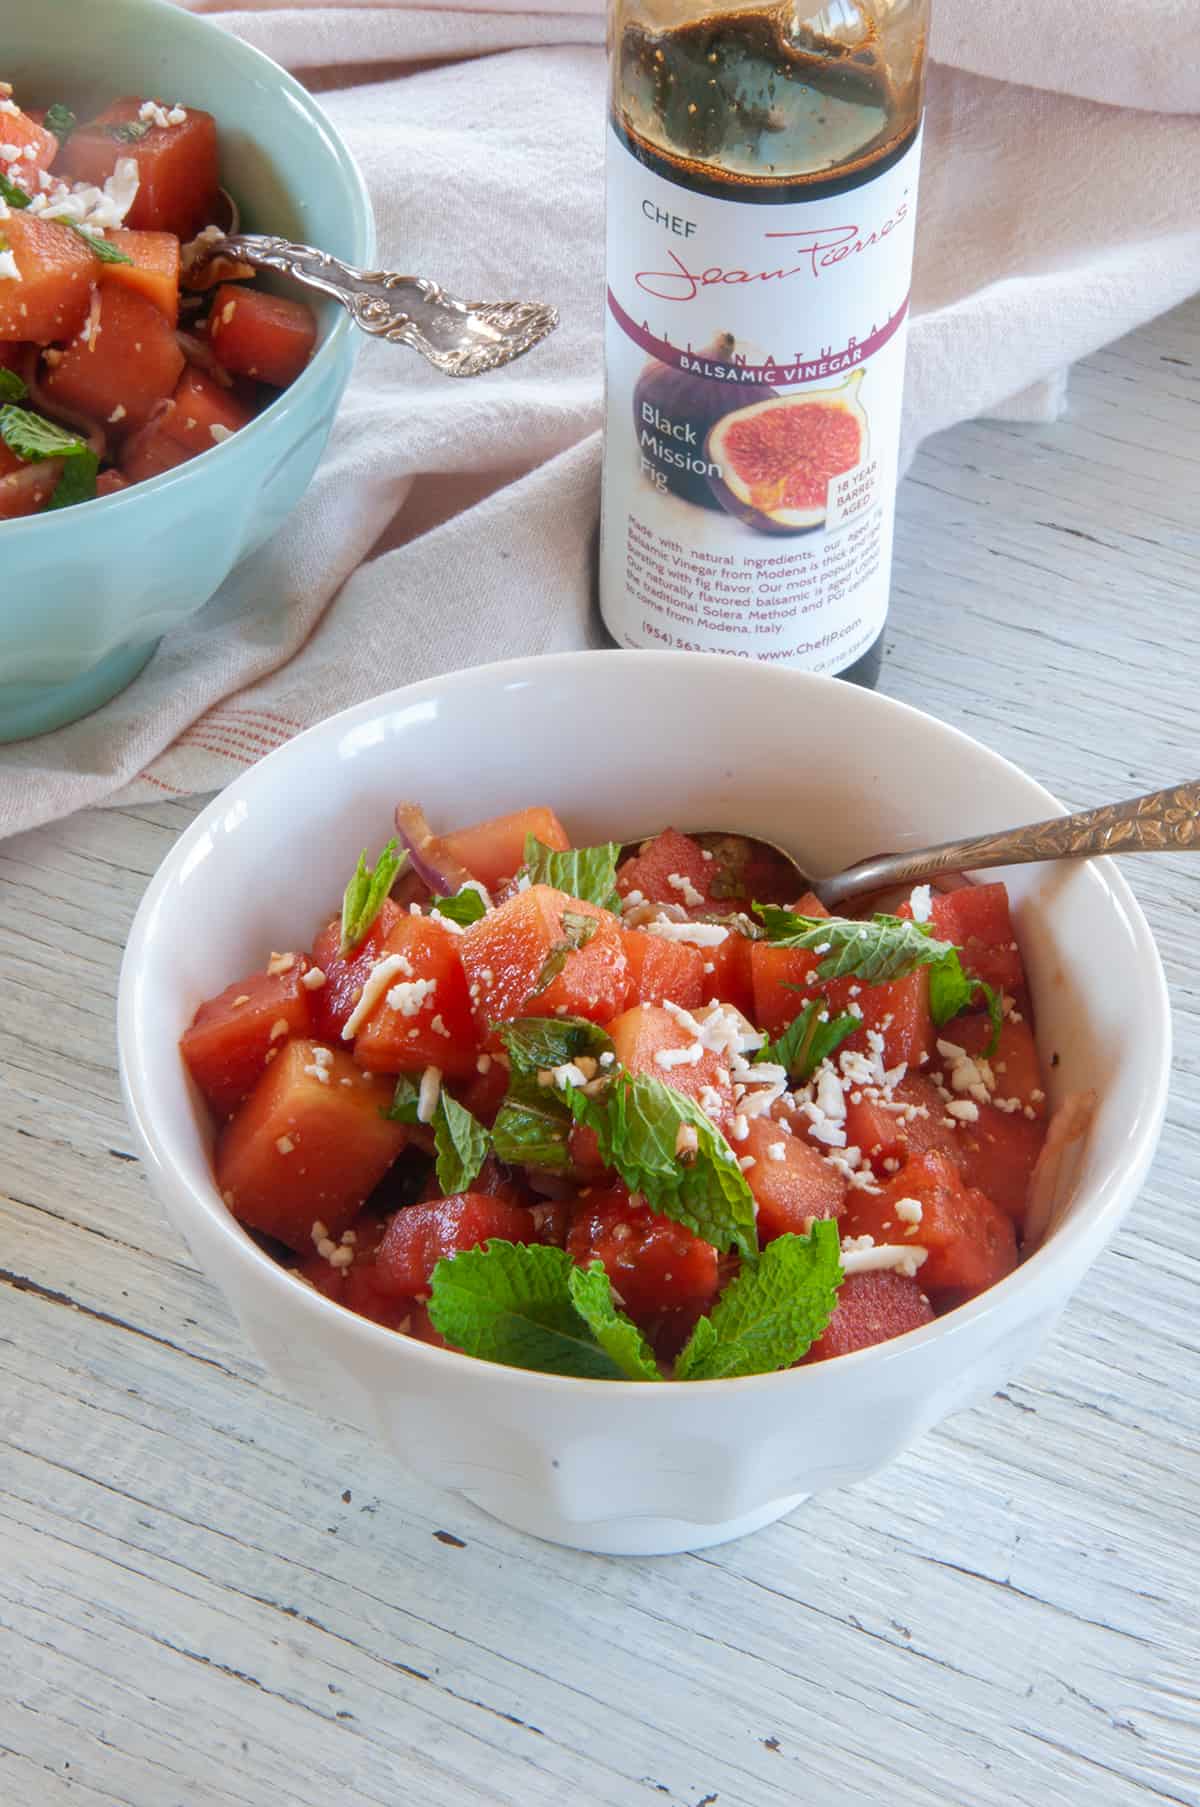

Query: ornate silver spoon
<box><xmin>197</xmin><ymin>233</ymin><xmax>559</xmax><ymax>377</ymax></box>
<box><xmin>701</xmin><ymin>780</ymin><xmax>1200</xmax><ymax>911</ymax></box>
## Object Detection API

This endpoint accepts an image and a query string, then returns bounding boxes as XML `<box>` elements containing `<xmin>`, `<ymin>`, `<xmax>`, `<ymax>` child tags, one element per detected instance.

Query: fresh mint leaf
<box><xmin>567</xmin><ymin>1263</ymin><xmax>660</xmax><ymax>1380</ymax></box>
<box><xmin>675</xmin><ymin>1222</ymin><xmax>843</xmax><ymax>1380</ymax></box>
<box><xmin>491</xmin><ymin>1092</ymin><xmax>573</xmax><ymax>1171</ymax></box>
<box><xmin>44</xmin><ymin>104</ymin><xmax>77</xmax><ymax>143</ymax></box>
<box><xmin>433</xmin><ymin>1092</ymin><xmax>491</xmax><ymax>1195</ymax></box>
<box><xmin>381</xmin><ymin>1073</ymin><xmax>421</xmax><ymax>1123</ymax></box>
<box><xmin>976</xmin><ymin>979</ymin><xmax>1004</xmax><ymax>1057</ymax></box>
<box><xmin>522</xmin><ymin>834</ymin><xmax>621</xmax><ymax>912</ymax></box>
<box><xmin>0</xmin><ymin>404</ymin><xmax>97</xmax><ymax>508</ymax></box>
<box><xmin>497</xmin><ymin>1016</ymin><xmax>614</xmax><ymax>1077</ymax></box>
<box><xmin>0</xmin><ymin>369</ymin><xmax>26</xmax><ymax>403</ymax></box>
<box><xmin>57</xmin><ymin>222</ymin><xmax>133</xmax><ymax>264</ymax></box>
<box><xmin>427</xmin><ymin>1241</ymin><xmax>632</xmax><ymax>1379</ymax></box>
<box><xmin>430</xmin><ymin>886</ymin><xmax>488</xmax><ymax>927</ymax></box>
<box><xmin>102</xmin><ymin>119</ymin><xmax>151</xmax><ymax>143</ymax></box>
<box><xmin>755</xmin><ymin>904</ymin><xmax>985</xmax><ymax>1033</ymax></box>
<box><xmin>757</xmin><ymin>1000</ymin><xmax>859</xmax><ymax>1084</ymax></box>
<box><xmin>565</xmin><ymin>1071</ymin><xmax>757</xmax><ymax>1261</ymax></box>
<box><xmin>0</xmin><ymin>172</ymin><xmax>30</xmax><ymax>209</ymax></box>
<box><xmin>491</xmin><ymin>1016</ymin><xmax>615</xmax><ymax>1170</ymax></box>
<box><xmin>340</xmin><ymin>837</ymin><xmax>406</xmax><ymax>955</ymax></box>
<box><xmin>529</xmin><ymin>907</ymin><xmax>598</xmax><ymax>998</ymax></box>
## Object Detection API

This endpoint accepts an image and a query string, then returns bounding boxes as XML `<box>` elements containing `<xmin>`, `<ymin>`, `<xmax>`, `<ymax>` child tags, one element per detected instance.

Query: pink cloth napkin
<box><xmin>4</xmin><ymin>0</ymin><xmax>1199</xmax><ymax>836</ymax></box>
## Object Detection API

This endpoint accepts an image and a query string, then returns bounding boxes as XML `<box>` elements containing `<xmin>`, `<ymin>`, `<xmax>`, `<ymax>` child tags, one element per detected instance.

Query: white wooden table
<box><xmin>2</xmin><ymin>298</ymin><xmax>1198</xmax><ymax>1807</ymax></box>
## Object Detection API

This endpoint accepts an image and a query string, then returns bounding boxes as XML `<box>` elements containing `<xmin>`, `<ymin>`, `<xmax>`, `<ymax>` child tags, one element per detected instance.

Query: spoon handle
<box><xmin>818</xmin><ymin>780</ymin><xmax>1200</xmax><ymax>908</ymax></box>
<box><xmin>213</xmin><ymin>234</ymin><xmax>559</xmax><ymax>378</ymax></box>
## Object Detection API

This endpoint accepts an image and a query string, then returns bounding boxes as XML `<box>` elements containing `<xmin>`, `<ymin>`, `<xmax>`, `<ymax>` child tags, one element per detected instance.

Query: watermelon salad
<box><xmin>180</xmin><ymin>804</ymin><xmax>1057</xmax><ymax>1382</ymax></box>
<box><xmin>0</xmin><ymin>82</ymin><xmax>317</xmax><ymax>516</ymax></box>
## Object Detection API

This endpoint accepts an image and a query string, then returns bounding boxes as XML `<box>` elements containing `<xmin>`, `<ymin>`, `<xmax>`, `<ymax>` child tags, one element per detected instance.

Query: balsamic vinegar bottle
<box><xmin>599</xmin><ymin>1</ymin><xmax>929</xmax><ymax>684</ymax></box>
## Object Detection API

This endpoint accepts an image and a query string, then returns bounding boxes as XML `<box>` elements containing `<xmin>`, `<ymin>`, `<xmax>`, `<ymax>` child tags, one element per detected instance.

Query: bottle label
<box><xmin>599</xmin><ymin>125</ymin><xmax>922</xmax><ymax>672</ymax></box>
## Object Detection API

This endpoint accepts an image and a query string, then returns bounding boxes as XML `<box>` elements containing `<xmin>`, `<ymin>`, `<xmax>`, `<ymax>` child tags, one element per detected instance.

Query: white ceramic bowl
<box><xmin>118</xmin><ymin>652</ymin><xmax>1170</xmax><ymax>1555</ymax></box>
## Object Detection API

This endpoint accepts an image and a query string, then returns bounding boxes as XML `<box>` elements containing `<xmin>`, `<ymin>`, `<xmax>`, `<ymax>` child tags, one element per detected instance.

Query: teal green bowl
<box><xmin>0</xmin><ymin>0</ymin><xmax>374</xmax><ymax>742</ymax></box>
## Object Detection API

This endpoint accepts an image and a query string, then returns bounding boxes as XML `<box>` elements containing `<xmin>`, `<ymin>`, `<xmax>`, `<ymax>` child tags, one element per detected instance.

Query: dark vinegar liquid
<box><xmin>600</xmin><ymin>4</ymin><xmax>925</xmax><ymax>687</ymax></box>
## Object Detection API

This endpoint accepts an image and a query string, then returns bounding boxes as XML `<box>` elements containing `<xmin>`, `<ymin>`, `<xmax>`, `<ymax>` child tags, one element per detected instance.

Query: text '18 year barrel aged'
<box><xmin>599</xmin><ymin>0</ymin><xmax>929</xmax><ymax>684</ymax></box>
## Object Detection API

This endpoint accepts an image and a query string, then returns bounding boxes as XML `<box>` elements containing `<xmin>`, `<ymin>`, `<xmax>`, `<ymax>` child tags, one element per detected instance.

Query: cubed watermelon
<box><xmin>59</xmin><ymin>99</ymin><xmax>220</xmax><ymax>238</ymax></box>
<box><xmin>180</xmin><ymin>955</ymin><xmax>315</xmax><ymax>1116</ymax></box>
<box><xmin>621</xmin><ymin>926</ymin><xmax>705</xmax><ymax>1009</ymax></box>
<box><xmin>738</xmin><ymin>1116</ymin><xmax>845</xmax><ymax>1242</ymax></box>
<box><xmin>607</xmin><ymin>1003</ymin><xmax>733</xmax><ymax>1116</ymax></box>
<box><xmin>804</xmin><ymin>1271</ymin><xmax>934</xmax><ymax>1362</ymax></box>
<box><xmin>46</xmin><ymin>283</ymin><xmax>185</xmax><ymax>430</ymax></box>
<box><xmin>839</xmin><ymin>1151</ymin><xmax>1018</xmax><ymax>1301</ymax></box>
<box><xmin>215</xmin><ymin>1040</ymin><xmax>409</xmax><ymax>1251</ymax></box>
<box><xmin>350</xmin><ymin>913</ymin><xmax>480</xmax><ymax>1078</ymax></box>
<box><xmin>0</xmin><ymin>215</ymin><xmax>95</xmax><ymax>343</ymax></box>
<box><xmin>438</xmin><ymin>805</ymin><xmax>571</xmax><ymax>892</ymax></box>
<box><xmin>207</xmin><ymin>283</ymin><xmax>316</xmax><ymax>388</ymax></box>
<box><xmin>459</xmin><ymin>885</ymin><xmax>628</xmax><ymax>1028</ymax></box>
<box><xmin>566</xmin><ymin>1187</ymin><xmax>718</xmax><ymax>1323</ymax></box>
<box><xmin>930</xmin><ymin>883</ymin><xmax>1025</xmax><ymax>997</ymax></box>
<box><xmin>375</xmin><ymin>1193</ymin><xmax>538</xmax><ymax>1297</ymax></box>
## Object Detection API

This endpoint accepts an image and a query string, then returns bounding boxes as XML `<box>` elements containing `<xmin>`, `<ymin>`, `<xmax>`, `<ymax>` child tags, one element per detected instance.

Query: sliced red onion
<box><xmin>0</xmin><ymin>456</ymin><xmax>65</xmax><ymax>514</ymax></box>
<box><xmin>525</xmin><ymin>1171</ymin><xmax>575</xmax><ymax>1201</ymax></box>
<box><xmin>117</xmin><ymin>396</ymin><xmax>176</xmax><ymax>472</ymax></box>
<box><xmin>175</xmin><ymin>328</ymin><xmax>234</xmax><ymax>387</ymax></box>
<box><xmin>18</xmin><ymin>345</ymin><xmax>107</xmax><ymax>458</ymax></box>
<box><xmin>393</xmin><ymin>801</ymin><xmax>475</xmax><ymax>896</ymax></box>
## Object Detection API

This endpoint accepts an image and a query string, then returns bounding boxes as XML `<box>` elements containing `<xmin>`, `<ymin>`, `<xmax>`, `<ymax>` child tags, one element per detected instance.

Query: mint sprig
<box><xmin>340</xmin><ymin>838</ymin><xmax>406</xmax><ymax>955</ymax></box>
<box><xmin>567</xmin><ymin>1263</ymin><xmax>660</xmax><ymax>1380</ymax></box>
<box><xmin>0</xmin><ymin>172</ymin><xmax>30</xmax><ymax>209</ymax></box>
<box><xmin>44</xmin><ymin>103</ymin><xmax>77</xmax><ymax>144</ymax></box>
<box><xmin>490</xmin><ymin>1016</ymin><xmax>615</xmax><ymax>1171</ymax></box>
<box><xmin>757</xmin><ymin>1000</ymin><xmax>859</xmax><ymax>1084</ymax></box>
<box><xmin>529</xmin><ymin>906</ymin><xmax>598</xmax><ymax>998</ymax></box>
<box><xmin>0</xmin><ymin>369</ymin><xmax>26</xmax><ymax>404</ymax></box>
<box><xmin>427</xmin><ymin>1241</ymin><xmax>650</xmax><ymax>1380</ymax></box>
<box><xmin>0</xmin><ymin>404</ymin><xmax>97</xmax><ymax>509</ymax></box>
<box><xmin>676</xmin><ymin>1223</ymin><xmax>843</xmax><ymax>1380</ymax></box>
<box><xmin>497</xmin><ymin>1016</ymin><xmax>615</xmax><ymax>1076</ymax></box>
<box><xmin>430</xmin><ymin>887</ymin><xmax>488</xmax><ymax>927</ymax></box>
<box><xmin>57</xmin><ymin>222</ymin><xmax>134</xmax><ymax>265</ymax></box>
<box><xmin>755</xmin><ymin>904</ymin><xmax>993</xmax><ymax>1031</ymax></box>
<box><xmin>564</xmin><ymin>1070</ymin><xmax>757</xmax><ymax>1261</ymax></box>
<box><xmin>433</xmin><ymin>1092</ymin><xmax>491</xmax><ymax>1195</ymax></box>
<box><xmin>522</xmin><ymin>835</ymin><xmax>621</xmax><ymax>912</ymax></box>
<box><xmin>382</xmin><ymin>1073</ymin><xmax>421</xmax><ymax>1123</ymax></box>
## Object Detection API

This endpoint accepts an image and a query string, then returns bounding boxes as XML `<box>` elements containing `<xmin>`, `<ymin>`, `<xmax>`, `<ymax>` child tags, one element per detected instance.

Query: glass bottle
<box><xmin>598</xmin><ymin>0</ymin><xmax>929</xmax><ymax>685</ymax></box>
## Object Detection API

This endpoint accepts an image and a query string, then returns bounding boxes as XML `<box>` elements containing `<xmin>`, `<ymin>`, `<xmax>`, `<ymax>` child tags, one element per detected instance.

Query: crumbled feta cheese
<box><xmin>210</xmin><ymin>423</ymin><xmax>234</xmax><ymax>444</ymax></box>
<box><xmin>341</xmin><ymin>953</ymin><xmax>416</xmax><ymax>1039</ymax></box>
<box><xmin>737</xmin><ymin>1154</ymin><xmax>756</xmax><ymax>1171</ymax></box>
<box><xmin>909</xmin><ymin>884</ymin><xmax>932</xmax><ymax>923</ymax></box>
<box><xmin>675</xmin><ymin>1123</ymin><xmax>699</xmax><ymax>1160</ymax></box>
<box><xmin>643</xmin><ymin>917</ymin><xmax>728</xmax><ymax>947</ymax></box>
<box><xmin>275</xmin><ymin>1135</ymin><xmax>295</xmax><ymax>1155</ymax></box>
<box><xmin>655</xmin><ymin>1042</ymin><xmax>705</xmax><ymax>1069</ymax></box>
<box><xmin>301</xmin><ymin>966</ymin><xmax>326</xmax><ymax>991</ymax></box>
<box><xmin>894</xmin><ymin>1196</ymin><xmax>923</xmax><ymax>1224</ymax></box>
<box><xmin>417</xmin><ymin>1066</ymin><xmax>442</xmax><ymax>1124</ymax></box>
<box><xmin>841</xmin><ymin>1240</ymin><xmax>928</xmax><ymax>1278</ymax></box>
<box><xmin>945</xmin><ymin>1098</ymin><xmax>979</xmax><ymax>1122</ymax></box>
<box><xmin>302</xmin><ymin>1061</ymin><xmax>330</xmax><ymax>1084</ymax></box>
<box><xmin>268</xmin><ymin>1017</ymin><xmax>289</xmax><ymax>1042</ymax></box>
<box><xmin>0</xmin><ymin>248</ymin><xmax>20</xmax><ymax>283</ymax></box>
<box><xmin>387</xmin><ymin>976</ymin><xmax>437</xmax><ymax>1018</ymax></box>
<box><xmin>476</xmin><ymin>1053</ymin><xmax>492</xmax><ymax>1075</ymax></box>
<box><xmin>766</xmin><ymin>1141</ymin><xmax>786</xmax><ymax>1162</ymax></box>
<box><xmin>667</xmin><ymin>871</ymin><xmax>705</xmax><ymax>908</ymax></box>
<box><xmin>267</xmin><ymin>950</ymin><xmax>295</xmax><ymax>975</ymax></box>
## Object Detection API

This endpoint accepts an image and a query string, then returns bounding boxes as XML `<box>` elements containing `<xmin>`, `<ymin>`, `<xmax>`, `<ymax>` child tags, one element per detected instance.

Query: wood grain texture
<box><xmin>2</xmin><ymin>299</ymin><xmax>1199</xmax><ymax>1807</ymax></box>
